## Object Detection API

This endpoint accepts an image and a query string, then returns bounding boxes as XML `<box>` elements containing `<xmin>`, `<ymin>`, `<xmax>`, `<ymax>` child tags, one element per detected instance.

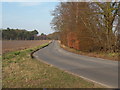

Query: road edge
<box><xmin>59</xmin><ymin>41</ymin><xmax>118</xmax><ymax>61</ymax></box>
<box><xmin>33</xmin><ymin>43</ymin><xmax>110</xmax><ymax>88</ymax></box>
<box><xmin>31</xmin><ymin>41</ymin><xmax>52</xmax><ymax>58</ymax></box>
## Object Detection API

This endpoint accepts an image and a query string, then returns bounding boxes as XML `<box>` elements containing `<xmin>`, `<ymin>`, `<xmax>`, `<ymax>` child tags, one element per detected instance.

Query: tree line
<box><xmin>2</xmin><ymin>28</ymin><xmax>59</xmax><ymax>40</ymax></box>
<box><xmin>2</xmin><ymin>28</ymin><xmax>39</xmax><ymax>40</ymax></box>
<box><xmin>51</xmin><ymin>2</ymin><xmax>120</xmax><ymax>52</ymax></box>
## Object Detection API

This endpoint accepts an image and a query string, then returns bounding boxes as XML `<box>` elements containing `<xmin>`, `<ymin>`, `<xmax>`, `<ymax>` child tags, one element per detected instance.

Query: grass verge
<box><xmin>3</xmin><ymin>43</ymin><xmax>104</xmax><ymax>88</ymax></box>
<box><xmin>60</xmin><ymin>44</ymin><xmax>119</xmax><ymax>61</ymax></box>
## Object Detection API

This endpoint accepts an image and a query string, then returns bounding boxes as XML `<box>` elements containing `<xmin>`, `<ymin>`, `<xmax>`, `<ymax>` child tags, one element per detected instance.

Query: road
<box><xmin>34</xmin><ymin>40</ymin><xmax>118</xmax><ymax>88</ymax></box>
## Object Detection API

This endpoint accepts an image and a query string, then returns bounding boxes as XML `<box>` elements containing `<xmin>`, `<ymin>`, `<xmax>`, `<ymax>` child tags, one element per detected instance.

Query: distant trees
<box><xmin>51</xmin><ymin>2</ymin><xmax>120</xmax><ymax>52</ymax></box>
<box><xmin>47</xmin><ymin>32</ymin><xmax>60</xmax><ymax>40</ymax></box>
<box><xmin>36</xmin><ymin>32</ymin><xmax>60</xmax><ymax>40</ymax></box>
<box><xmin>2</xmin><ymin>28</ymin><xmax>57</xmax><ymax>40</ymax></box>
<box><xmin>36</xmin><ymin>33</ymin><xmax>48</xmax><ymax>40</ymax></box>
<box><xmin>2</xmin><ymin>28</ymin><xmax>38</xmax><ymax>40</ymax></box>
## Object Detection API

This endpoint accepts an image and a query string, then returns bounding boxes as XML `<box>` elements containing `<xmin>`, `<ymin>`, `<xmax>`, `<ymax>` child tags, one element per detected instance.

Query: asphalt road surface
<box><xmin>34</xmin><ymin>40</ymin><xmax>118</xmax><ymax>88</ymax></box>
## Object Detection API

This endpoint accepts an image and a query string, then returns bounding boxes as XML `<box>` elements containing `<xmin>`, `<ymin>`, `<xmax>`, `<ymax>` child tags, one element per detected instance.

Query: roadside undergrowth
<box><xmin>60</xmin><ymin>43</ymin><xmax>119</xmax><ymax>61</ymax></box>
<box><xmin>3</xmin><ymin>42</ymin><xmax>104</xmax><ymax>88</ymax></box>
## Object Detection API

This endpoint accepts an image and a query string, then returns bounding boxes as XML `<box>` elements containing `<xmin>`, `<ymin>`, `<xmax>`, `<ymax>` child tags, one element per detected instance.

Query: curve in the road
<box><xmin>34</xmin><ymin>41</ymin><xmax>118</xmax><ymax>88</ymax></box>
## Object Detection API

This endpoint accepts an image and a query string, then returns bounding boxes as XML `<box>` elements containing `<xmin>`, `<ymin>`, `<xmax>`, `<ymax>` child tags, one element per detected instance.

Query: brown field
<box><xmin>2</xmin><ymin>40</ymin><xmax>50</xmax><ymax>54</ymax></box>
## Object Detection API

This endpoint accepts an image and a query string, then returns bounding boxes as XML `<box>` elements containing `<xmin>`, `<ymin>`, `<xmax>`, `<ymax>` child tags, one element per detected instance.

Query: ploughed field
<box><xmin>2</xmin><ymin>40</ymin><xmax>50</xmax><ymax>54</ymax></box>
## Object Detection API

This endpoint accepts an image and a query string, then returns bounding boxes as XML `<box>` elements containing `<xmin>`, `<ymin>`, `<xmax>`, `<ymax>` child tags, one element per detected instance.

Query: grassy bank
<box><xmin>60</xmin><ymin>44</ymin><xmax>119</xmax><ymax>61</ymax></box>
<box><xmin>3</xmin><ymin>43</ymin><xmax>103</xmax><ymax>88</ymax></box>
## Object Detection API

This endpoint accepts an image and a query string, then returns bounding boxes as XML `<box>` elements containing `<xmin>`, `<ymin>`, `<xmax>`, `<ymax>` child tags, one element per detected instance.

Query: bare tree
<box><xmin>51</xmin><ymin>2</ymin><xmax>120</xmax><ymax>52</ymax></box>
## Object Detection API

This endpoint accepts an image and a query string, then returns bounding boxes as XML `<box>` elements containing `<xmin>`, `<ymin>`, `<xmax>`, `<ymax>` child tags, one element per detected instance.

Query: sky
<box><xmin>2</xmin><ymin>2</ymin><xmax>59</xmax><ymax>35</ymax></box>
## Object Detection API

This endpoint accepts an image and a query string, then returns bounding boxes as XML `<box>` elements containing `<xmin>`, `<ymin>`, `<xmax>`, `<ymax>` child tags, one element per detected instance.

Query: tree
<box><xmin>92</xmin><ymin>2</ymin><xmax>120</xmax><ymax>51</ymax></box>
<box><xmin>2</xmin><ymin>28</ymin><xmax>39</xmax><ymax>40</ymax></box>
<box><xmin>51</xmin><ymin>2</ymin><xmax>120</xmax><ymax>52</ymax></box>
<box><xmin>41</xmin><ymin>33</ymin><xmax>45</xmax><ymax>35</ymax></box>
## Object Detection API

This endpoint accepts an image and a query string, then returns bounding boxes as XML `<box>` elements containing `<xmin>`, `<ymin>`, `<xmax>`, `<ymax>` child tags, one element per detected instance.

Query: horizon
<box><xmin>1</xmin><ymin>27</ymin><xmax>55</xmax><ymax>35</ymax></box>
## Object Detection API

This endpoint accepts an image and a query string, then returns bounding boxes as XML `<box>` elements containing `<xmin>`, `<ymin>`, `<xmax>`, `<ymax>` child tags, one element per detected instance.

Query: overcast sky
<box><xmin>2</xmin><ymin>2</ymin><xmax>59</xmax><ymax>35</ymax></box>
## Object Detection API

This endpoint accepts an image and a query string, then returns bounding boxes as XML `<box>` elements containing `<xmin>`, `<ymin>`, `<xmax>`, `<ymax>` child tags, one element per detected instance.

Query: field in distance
<box><xmin>2</xmin><ymin>40</ymin><xmax>50</xmax><ymax>54</ymax></box>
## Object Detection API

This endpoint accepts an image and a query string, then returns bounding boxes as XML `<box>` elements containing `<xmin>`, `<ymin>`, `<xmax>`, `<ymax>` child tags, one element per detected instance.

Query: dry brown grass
<box><xmin>2</xmin><ymin>43</ymin><xmax>104</xmax><ymax>88</ymax></box>
<box><xmin>60</xmin><ymin>43</ymin><xmax>119</xmax><ymax>61</ymax></box>
<box><xmin>2</xmin><ymin>40</ymin><xmax>50</xmax><ymax>54</ymax></box>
